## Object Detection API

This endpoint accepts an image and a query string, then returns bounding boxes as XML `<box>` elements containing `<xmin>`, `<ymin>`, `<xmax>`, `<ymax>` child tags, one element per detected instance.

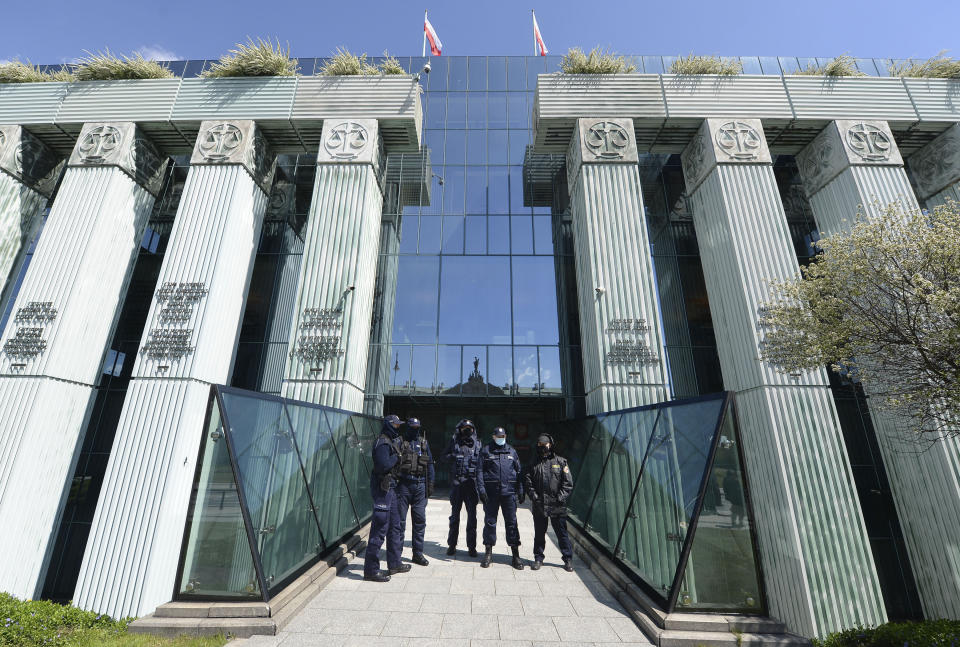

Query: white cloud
<box><xmin>135</xmin><ymin>45</ymin><xmax>178</xmax><ymax>61</ymax></box>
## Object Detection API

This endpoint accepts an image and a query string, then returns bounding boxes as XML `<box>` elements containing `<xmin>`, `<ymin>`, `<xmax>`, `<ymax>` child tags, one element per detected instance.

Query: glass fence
<box><xmin>552</xmin><ymin>392</ymin><xmax>765</xmax><ymax>613</ymax></box>
<box><xmin>175</xmin><ymin>386</ymin><xmax>377</xmax><ymax>601</ymax></box>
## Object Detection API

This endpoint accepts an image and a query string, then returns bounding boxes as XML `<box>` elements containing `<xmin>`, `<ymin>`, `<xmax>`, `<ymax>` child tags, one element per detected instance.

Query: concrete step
<box><xmin>129</xmin><ymin>614</ymin><xmax>274</xmax><ymax>639</ymax></box>
<box><xmin>660</xmin><ymin>630</ymin><xmax>810</xmax><ymax>647</ymax></box>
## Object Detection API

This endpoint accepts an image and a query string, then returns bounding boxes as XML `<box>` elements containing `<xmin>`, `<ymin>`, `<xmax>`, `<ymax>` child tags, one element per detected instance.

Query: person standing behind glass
<box><xmin>363</xmin><ymin>414</ymin><xmax>411</xmax><ymax>582</ymax></box>
<box><xmin>443</xmin><ymin>419</ymin><xmax>482</xmax><ymax>557</ymax></box>
<box><xmin>478</xmin><ymin>426</ymin><xmax>524</xmax><ymax>570</ymax></box>
<box><xmin>393</xmin><ymin>417</ymin><xmax>435</xmax><ymax>566</ymax></box>
<box><xmin>523</xmin><ymin>433</ymin><xmax>574</xmax><ymax>571</ymax></box>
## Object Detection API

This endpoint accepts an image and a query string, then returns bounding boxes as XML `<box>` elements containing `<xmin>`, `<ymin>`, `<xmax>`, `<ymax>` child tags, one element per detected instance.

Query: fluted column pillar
<box><xmin>0</xmin><ymin>126</ymin><xmax>63</xmax><ymax>314</ymax></box>
<box><xmin>74</xmin><ymin>120</ymin><xmax>274</xmax><ymax>619</ymax></box>
<box><xmin>363</xmin><ymin>216</ymin><xmax>399</xmax><ymax>416</ymax></box>
<box><xmin>0</xmin><ymin>122</ymin><xmax>166</xmax><ymax>599</ymax></box>
<box><xmin>281</xmin><ymin>119</ymin><xmax>384</xmax><ymax>411</ymax></box>
<box><xmin>681</xmin><ymin>119</ymin><xmax>885</xmax><ymax>635</ymax></box>
<box><xmin>566</xmin><ymin>117</ymin><xmax>670</xmax><ymax>414</ymax></box>
<box><xmin>908</xmin><ymin>122</ymin><xmax>960</xmax><ymax>209</ymax></box>
<box><xmin>798</xmin><ymin>120</ymin><xmax>960</xmax><ymax>619</ymax></box>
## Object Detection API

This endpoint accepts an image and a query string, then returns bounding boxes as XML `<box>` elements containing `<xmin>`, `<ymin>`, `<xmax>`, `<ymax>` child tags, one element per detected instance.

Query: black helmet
<box><xmin>456</xmin><ymin>418</ymin><xmax>476</xmax><ymax>433</ymax></box>
<box><xmin>492</xmin><ymin>426</ymin><xmax>507</xmax><ymax>437</ymax></box>
<box><xmin>406</xmin><ymin>417</ymin><xmax>421</xmax><ymax>429</ymax></box>
<box><xmin>384</xmin><ymin>414</ymin><xmax>402</xmax><ymax>428</ymax></box>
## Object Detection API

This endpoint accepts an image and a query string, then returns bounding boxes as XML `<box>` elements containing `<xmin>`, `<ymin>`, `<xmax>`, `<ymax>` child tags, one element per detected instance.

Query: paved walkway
<box><xmin>231</xmin><ymin>494</ymin><xmax>652</xmax><ymax>647</ymax></box>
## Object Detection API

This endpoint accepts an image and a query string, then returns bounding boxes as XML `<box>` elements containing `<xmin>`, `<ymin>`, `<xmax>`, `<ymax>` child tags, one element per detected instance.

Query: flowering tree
<box><xmin>760</xmin><ymin>200</ymin><xmax>960</xmax><ymax>441</ymax></box>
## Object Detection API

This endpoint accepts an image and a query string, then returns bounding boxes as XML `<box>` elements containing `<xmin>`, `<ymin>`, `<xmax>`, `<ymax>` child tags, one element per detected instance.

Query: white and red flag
<box><xmin>532</xmin><ymin>11</ymin><xmax>548</xmax><ymax>56</ymax></box>
<box><xmin>424</xmin><ymin>12</ymin><xmax>443</xmax><ymax>56</ymax></box>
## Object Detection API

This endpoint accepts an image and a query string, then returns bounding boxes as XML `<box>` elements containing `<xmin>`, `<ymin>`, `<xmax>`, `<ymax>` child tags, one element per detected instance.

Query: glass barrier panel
<box><xmin>220</xmin><ymin>391</ymin><xmax>323</xmax><ymax>592</ymax></box>
<box><xmin>286</xmin><ymin>403</ymin><xmax>358</xmax><ymax>546</ymax></box>
<box><xmin>344</xmin><ymin>415</ymin><xmax>377</xmax><ymax>523</ymax></box>
<box><xmin>675</xmin><ymin>408</ymin><xmax>764</xmax><ymax>612</ymax></box>
<box><xmin>616</xmin><ymin>397</ymin><xmax>724</xmax><ymax>600</ymax></box>
<box><xmin>566</xmin><ymin>414</ymin><xmax>620</xmax><ymax>525</ymax></box>
<box><xmin>178</xmin><ymin>400</ymin><xmax>260</xmax><ymax>598</ymax></box>
<box><xmin>586</xmin><ymin>408</ymin><xmax>659</xmax><ymax>552</ymax></box>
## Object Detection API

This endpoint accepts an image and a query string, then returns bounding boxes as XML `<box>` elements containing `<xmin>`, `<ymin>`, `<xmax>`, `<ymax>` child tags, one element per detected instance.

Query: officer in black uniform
<box><xmin>443</xmin><ymin>419</ymin><xmax>482</xmax><ymax>557</ymax></box>
<box><xmin>393</xmin><ymin>417</ymin><xmax>435</xmax><ymax>566</ymax></box>
<box><xmin>478</xmin><ymin>426</ymin><xmax>524</xmax><ymax>570</ymax></box>
<box><xmin>363</xmin><ymin>414</ymin><xmax>411</xmax><ymax>582</ymax></box>
<box><xmin>523</xmin><ymin>433</ymin><xmax>575</xmax><ymax>571</ymax></box>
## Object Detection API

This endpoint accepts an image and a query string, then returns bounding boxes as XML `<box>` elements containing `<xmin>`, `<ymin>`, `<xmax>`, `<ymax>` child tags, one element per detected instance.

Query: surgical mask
<box><xmin>494</xmin><ymin>437</ymin><xmax>506</xmax><ymax>446</ymax></box>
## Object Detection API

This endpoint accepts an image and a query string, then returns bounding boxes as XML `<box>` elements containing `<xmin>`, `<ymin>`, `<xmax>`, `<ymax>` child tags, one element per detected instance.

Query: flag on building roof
<box><xmin>424</xmin><ymin>13</ymin><xmax>443</xmax><ymax>56</ymax></box>
<box><xmin>533</xmin><ymin>11</ymin><xmax>548</xmax><ymax>56</ymax></box>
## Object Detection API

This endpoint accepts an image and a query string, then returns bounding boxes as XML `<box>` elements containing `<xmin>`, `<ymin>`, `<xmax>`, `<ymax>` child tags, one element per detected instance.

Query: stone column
<box><xmin>74</xmin><ymin>120</ymin><xmax>274</xmax><ymax>619</ymax></box>
<box><xmin>798</xmin><ymin>120</ymin><xmax>960</xmax><ymax>619</ymax></box>
<box><xmin>0</xmin><ymin>122</ymin><xmax>166</xmax><ymax>599</ymax></box>
<box><xmin>681</xmin><ymin>119</ymin><xmax>885</xmax><ymax>636</ymax></box>
<box><xmin>281</xmin><ymin>119</ymin><xmax>384</xmax><ymax>411</ymax></box>
<box><xmin>363</xmin><ymin>216</ymin><xmax>399</xmax><ymax>416</ymax></box>
<box><xmin>566</xmin><ymin>117</ymin><xmax>671</xmax><ymax>414</ymax></box>
<box><xmin>908</xmin><ymin>122</ymin><xmax>960</xmax><ymax>209</ymax></box>
<box><xmin>0</xmin><ymin>126</ymin><xmax>63</xmax><ymax>314</ymax></box>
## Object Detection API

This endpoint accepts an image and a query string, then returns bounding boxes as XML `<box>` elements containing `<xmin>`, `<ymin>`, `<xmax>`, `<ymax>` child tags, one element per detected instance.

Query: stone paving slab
<box><xmin>228</xmin><ymin>494</ymin><xmax>652</xmax><ymax>646</ymax></box>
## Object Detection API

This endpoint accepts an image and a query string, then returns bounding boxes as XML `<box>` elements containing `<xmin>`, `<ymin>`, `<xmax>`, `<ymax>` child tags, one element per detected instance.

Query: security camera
<box><xmin>347</xmin><ymin>285</ymin><xmax>355</xmax><ymax>291</ymax></box>
<box><xmin>595</xmin><ymin>286</ymin><xmax>605</xmax><ymax>295</ymax></box>
<box><xmin>423</xmin><ymin>61</ymin><xmax>431</xmax><ymax>75</ymax></box>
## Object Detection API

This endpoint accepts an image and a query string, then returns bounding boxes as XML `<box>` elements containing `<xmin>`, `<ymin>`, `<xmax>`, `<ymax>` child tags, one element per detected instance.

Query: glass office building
<box><xmin>0</xmin><ymin>54</ymin><xmax>957</xmax><ymax>638</ymax></box>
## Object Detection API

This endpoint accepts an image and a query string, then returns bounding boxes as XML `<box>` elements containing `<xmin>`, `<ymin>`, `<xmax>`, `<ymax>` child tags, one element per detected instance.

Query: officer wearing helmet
<box><xmin>478</xmin><ymin>426</ymin><xmax>524</xmax><ymax>570</ymax></box>
<box><xmin>523</xmin><ymin>433</ymin><xmax>574</xmax><ymax>571</ymax></box>
<box><xmin>363</xmin><ymin>414</ymin><xmax>410</xmax><ymax>582</ymax></box>
<box><xmin>392</xmin><ymin>417</ymin><xmax>435</xmax><ymax>566</ymax></box>
<box><xmin>443</xmin><ymin>418</ymin><xmax>482</xmax><ymax>557</ymax></box>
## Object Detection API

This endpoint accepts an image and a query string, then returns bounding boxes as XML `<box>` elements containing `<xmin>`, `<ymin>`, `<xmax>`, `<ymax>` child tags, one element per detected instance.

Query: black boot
<box><xmin>511</xmin><ymin>546</ymin><xmax>524</xmax><ymax>570</ymax></box>
<box><xmin>480</xmin><ymin>546</ymin><xmax>493</xmax><ymax>568</ymax></box>
<box><xmin>412</xmin><ymin>553</ymin><xmax>429</xmax><ymax>566</ymax></box>
<box><xmin>468</xmin><ymin>547</ymin><xmax>478</xmax><ymax>557</ymax></box>
<box><xmin>531</xmin><ymin>558</ymin><xmax>542</xmax><ymax>571</ymax></box>
<box><xmin>446</xmin><ymin>545</ymin><xmax>456</xmax><ymax>556</ymax></box>
<box><xmin>562</xmin><ymin>557</ymin><xmax>574</xmax><ymax>572</ymax></box>
<box><xmin>363</xmin><ymin>570</ymin><xmax>391</xmax><ymax>582</ymax></box>
<box><xmin>388</xmin><ymin>563</ymin><xmax>412</xmax><ymax>574</ymax></box>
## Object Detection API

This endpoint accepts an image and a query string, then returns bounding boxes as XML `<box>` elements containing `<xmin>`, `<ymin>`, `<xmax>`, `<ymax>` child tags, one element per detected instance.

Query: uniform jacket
<box><xmin>372</xmin><ymin>422</ymin><xmax>402</xmax><ymax>477</ymax></box>
<box><xmin>477</xmin><ymin>441</ymin><xmax>523</xmax><ymax>498</ymax></box>
<box><xmin>523</xmin><ymin>452</ymin><xmax>574</xmax><ymax>517</ymax></box>
<box><xmin>443</xmin><ymin>432</ymin><xmax>481</xmax><ymax>486</ymax></box>
<box><xmin>398</xmin><ymin>427</ymin><xmax>435</xmax><ymax>485</ymax></box>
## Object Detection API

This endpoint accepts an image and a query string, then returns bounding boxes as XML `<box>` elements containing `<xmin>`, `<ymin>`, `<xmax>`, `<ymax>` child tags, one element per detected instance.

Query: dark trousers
<box><xmin>447</xmin><ymin>480</ymin><xmax>479</xmax><ymax>549</ymax></box>
<box><xmin>395</xmin><ymin>478</ymin><xmax>427</xmax><ymax>558</ymax></box>
<box><xmin>482</xmin><ymin>490</ymin><xmax>520</xmax><ymax>547</ymax></box>
<box><xmin>364</xmin><ymin>481</ymin><xmax>401</xmax><ymax>575</ymax></box>
<box><xmin>533</xmin><ymin>509</ymin><xmax>572</xmax><ymax>560</ymax></box>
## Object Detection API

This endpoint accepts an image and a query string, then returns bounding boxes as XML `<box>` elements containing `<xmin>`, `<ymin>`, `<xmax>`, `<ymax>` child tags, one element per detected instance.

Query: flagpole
<box><xmin>532</xmin><ymin>10</ymin><xmax>536</xmax><ymax>56</ymax></box>
<box><xmin>423</xmin><ymin>10</ymin><xmax>428</xmax><ymax>58</ymax></box>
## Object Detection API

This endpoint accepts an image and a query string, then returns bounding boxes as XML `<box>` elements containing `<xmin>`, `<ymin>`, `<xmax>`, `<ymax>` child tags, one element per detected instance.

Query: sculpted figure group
<box><xmin>363</xmin><ymin>416</ymin><xmax>574</xmax><ymax>582</ymax></box>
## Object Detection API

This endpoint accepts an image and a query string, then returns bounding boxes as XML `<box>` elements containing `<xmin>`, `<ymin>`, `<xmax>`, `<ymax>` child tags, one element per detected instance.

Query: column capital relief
<box><xmin>566</xmin><ymin>117</ymin><xmax>638</xmax><ymax>188</ymax></box>
<box><xmin>190</xmin><ymin>120</ymin><xmax>277</xmax><ymax>194</ymax></box>
<box><xmin>797</xmin><ymin>120</ymin><xmax>903</xmax><ymax>196</ymax></box>
<box><xmin>68</xmin><ymin>122</ymin><xmax>168</xmax><ymax>196</ymax></box>
<box><xmin>908</xmin><ymin>123</ymin><xmax>960</xmax><ymax>200</ymax></box>
<box><xmin>0</xmin><ymin>125</ymin><xmax>64</xmax><ymax>197</ymax></box>
<box><xmin>316</xmin><ymin>118</ymin><xmax>382</xmax><ymax>167</ymax></box>
<box><xmin>680</xmin><ymin>118</ymin><xmax>772</xmax><ymax>193</ymax></box>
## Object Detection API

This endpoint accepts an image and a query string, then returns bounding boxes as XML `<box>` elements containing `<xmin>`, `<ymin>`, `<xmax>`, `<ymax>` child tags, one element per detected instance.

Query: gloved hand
<box><xmin>479</xmin><ymin>491</ymin><xmax>488</xmax><ymax>505</ymax></box>
<box><xmin>427</xmin><ymin>482</ymin><xmax>434</xmax><ymax>497</ymax></box>
<box><xmin>517</xmin><ymin>492</ymin><xmax>525</xmax><ymax>505</ymax></box>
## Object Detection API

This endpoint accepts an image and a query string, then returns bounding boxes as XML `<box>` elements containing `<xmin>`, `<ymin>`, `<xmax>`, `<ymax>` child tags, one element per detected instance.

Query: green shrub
<box><xmin>203</xmin><ymin>38</ymin><xmax>297</xmax><ymax>78</ymax></box>
<box><xmin>379</xmin><ymin>53</ymin><xmax>406</xmax><ymax>75</ymax></box>
<box><xmin>560</xmin><ymin>47</ymin><xmax>636</xmax><ymax>74</ymax></box>
<box><xmin>670</xmin><ymin>54</ymin><xmax>742</xmax><ymax>75</ymax></box>
<box><xmin>319</xmin><ymin>47</ymin><xmax>380</xmax><ymax>76</ymax></box>
<box><xmin>889</xmin><ymin>51</ymin><xmax>960</xmax><ymax>79</ymax></box>
<box><xmin>813</xmin><ymin>619</ymin><xmax>960</xmax><ymax>647</ymax></box>
<box><xmin>74</xmin><ymin>50</ymin><xmax>173</xmax><ymax>81</ymax></box>
<box><xmin>0</xmin><ymin>60</ymin><xmax>74</xmax><ymax>83</ymax></box>
<box><xmin>793</xmin><ymin>54</ymin><xmax>865</xmax><ymax>77</ymax></box>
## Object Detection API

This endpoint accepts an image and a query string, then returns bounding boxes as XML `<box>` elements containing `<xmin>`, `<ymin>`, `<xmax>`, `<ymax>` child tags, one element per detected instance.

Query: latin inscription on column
<box><xmin>605</xmin><ymin>318</ymin><xmax>658</xmax><ymax>366</ymax></box>
<box><xmin>2</xmin><ymin>302</ymin><xmax>58</xmax><ymax>363</ymax></box>
<box><xmin>140</xmin><ymin>282</ymin><xmax>208</xmax><ymax>361</ymax></box>
<box><xmin>291</xmin><ymin>307</ymin><xmax>345</xmax><ymax>368</ymax></box>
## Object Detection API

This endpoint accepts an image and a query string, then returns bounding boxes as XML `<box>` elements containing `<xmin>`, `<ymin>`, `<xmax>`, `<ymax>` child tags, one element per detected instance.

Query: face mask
<box><xmin>494</xmin><ymin>437</ymin><xmax>506</xmax><ymax>446</ymax></box>
<box><xmin>538</xmin><ymin>444</ymin><xmax>550</xmax><ymax>457</ymax></box>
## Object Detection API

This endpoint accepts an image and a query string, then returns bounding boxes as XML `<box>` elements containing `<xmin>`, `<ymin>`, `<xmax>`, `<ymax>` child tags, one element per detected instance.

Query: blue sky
<box><xmin>2</xmin><ymin>0</ymin><xmax>958</xmax><ymax>64</ymax></box>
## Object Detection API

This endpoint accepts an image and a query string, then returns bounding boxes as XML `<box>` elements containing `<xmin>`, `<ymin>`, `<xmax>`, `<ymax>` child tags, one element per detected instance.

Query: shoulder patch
<box><xmin>563</xmin><ymin>465</ymin><xmax>570</xmax><ymax>473</ymax></box>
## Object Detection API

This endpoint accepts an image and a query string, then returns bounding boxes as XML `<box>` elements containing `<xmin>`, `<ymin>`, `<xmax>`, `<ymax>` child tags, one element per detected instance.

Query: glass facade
<box><xmin>176</xmin><ymin>386</ymin><xmax>375</xmax><ymax>599</ymax></box>
<box><xmin>552</xmin><ymin>392</ymin><xmax>765</xmax><ymax>613</ymax></box>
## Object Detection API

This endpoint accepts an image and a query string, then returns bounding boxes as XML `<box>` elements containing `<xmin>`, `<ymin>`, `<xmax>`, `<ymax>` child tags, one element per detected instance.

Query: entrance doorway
<box><xmin>383</xmin><ymin>396</ymin><xmax>566</xmax><ymax>488</ymax></box>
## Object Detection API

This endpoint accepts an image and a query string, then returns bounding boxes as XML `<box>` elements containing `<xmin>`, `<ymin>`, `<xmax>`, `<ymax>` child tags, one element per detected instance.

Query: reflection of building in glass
<box><xmin>0</xmin><ymin>54</ymin><xmax>955</xmax><ymax>641</ymax></box>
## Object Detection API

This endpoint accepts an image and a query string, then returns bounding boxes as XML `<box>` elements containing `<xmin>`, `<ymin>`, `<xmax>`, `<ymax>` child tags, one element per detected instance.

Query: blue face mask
<box><xmin>494</xmin><ymin>437</ymin><xmax>506</xmax><ymax>446</ymax></box>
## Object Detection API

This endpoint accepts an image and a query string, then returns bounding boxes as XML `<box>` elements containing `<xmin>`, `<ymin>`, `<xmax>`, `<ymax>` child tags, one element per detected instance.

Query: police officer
<box><xmin>393</xmin><ymin>417</ymin><xmax>435</xmax><ymax>566</ymax></box>
<box><xmin>363</xmin><ymin>414</ymin><xmax>411</xmax><ymax>582</ymax></box>
<box><xmin>443</xmin><ymin>419</ymin><xmax>482</xmax><ymax>557</ymax></box>
<box><xmin>523</xmin><ymin>433</ymin><xmax>574</xmax><ymax>571</ymax></box>
<box><xmin>478</xmin><ymin>426</ymin><xmax>524</xmax><ymax>570</ymax></box>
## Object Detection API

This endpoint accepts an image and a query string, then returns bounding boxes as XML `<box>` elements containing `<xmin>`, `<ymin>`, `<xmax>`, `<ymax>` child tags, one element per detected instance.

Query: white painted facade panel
<box><xmin>56</xmin><ymin>79</ymin><xmax>181</xmax><ymax>123</ymax></box>
<box><xmin>0</xmin><ymin>173</ymin><xmax>45</xmax><ymax>312</ymax></box>
<box><xmin>782</xmin><ymin>77</ymin><xmax>917</xmax><ymax>123</ymax></box>
<box><xmin>903</xmin><ymin>79</ymin><xmax>960</xmax><ymax>121</ymax></box>
<box><xmin>0</xmin><ymin>83</ymin><xmax>67</xmax><ymax>124</ymax></box>
<box><xmin>171</xmin><ymin>77</ymin><xmax>298</xmax><ymax>121</ymax></box>
<box><xmin>661</xmin><ymin>75</ymin><xmax>793</xmax><ymax>119</ymax></box>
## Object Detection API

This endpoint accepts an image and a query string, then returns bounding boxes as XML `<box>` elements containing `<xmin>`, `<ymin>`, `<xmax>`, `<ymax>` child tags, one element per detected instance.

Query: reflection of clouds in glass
<box><xmin>541</xmin><ymin>369</ymin><xmax>552</xmax><ymax>382</ymax></box>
